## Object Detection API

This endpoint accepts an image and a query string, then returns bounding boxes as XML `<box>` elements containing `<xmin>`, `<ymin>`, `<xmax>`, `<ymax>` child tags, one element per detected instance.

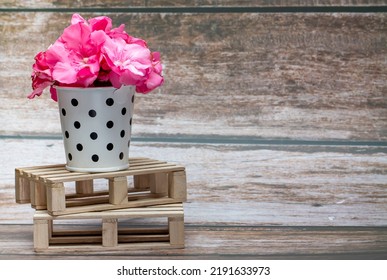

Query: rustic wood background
<box><xmin>0</xmin><ymin>0</ymin><xmax>386</xmax><ymax>259</ymax></box>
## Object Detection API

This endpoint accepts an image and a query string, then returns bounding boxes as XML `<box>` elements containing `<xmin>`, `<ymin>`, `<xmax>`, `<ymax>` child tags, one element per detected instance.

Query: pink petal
<box><xmin>88</xmin><ymin>16</ymin><xmax>112</xmax><ymax>32</ymax></box>
<box><xmin>45</xmin><ymin>41</ymin><xmax>68</xmax><ymax>66</ymax></box>
<box><xmin>60</xmin><ymin>23</ymin><xmax>92</xmax><ymax>51</ymax></box>
<box><xmin>125</xmin><ymin>44</ymin><xmax>151</xmax><ymax>62</ymax></box>
<box><xmin>71</xmin><ymin>13</ymin><xmax>86</xmax><ymax>25</ymax></box>
<box><xmin>76</xmin><ymin>67</ymin><xmax>98</xmax><ymax>87</ymax></box>
<box><xmin>52</xmin><ymin>62</ymin><xmax>78</xmax><ymax>84</ymax></box>
<box><xmin>119</xmin><ymin>69</ymin><xmax>142</xmax><ymax>86</ymax></box>
<box><xmin>28</xmin><ymin>80</ymin><xmax>52</xmax><ymax>99</ymax></box>
<box><xmin>50</xmin><ymin>86</ymin><xmax>58</xmax><ymax>101</ymax></box>
<box><xmin>108</xmin><ymin>24</ymin><xmax>131</xmax><ymax>42</ymax></box>
<box><xmin>136</xmin><ymin>71</ymin><xmax>164</xmax><ymax>93</ymax></box>
<box><xmin>108</xmin><ymin>71</ymin><xmax>121</xmax><ymax>88</ymax></box>
<box><xmin>146</xmin><ymin>71</ymin><xmax>164</xmax><ymax>89</ymax></box>
<box><xmin>127</xmin><ymin>64</ymin><xmax>146</xmax><ymax>76</ymax></box>
<box><xmin>90</xmin><ymin>30</ymin><xmax>108</xmax><ymax>46</ymax></box>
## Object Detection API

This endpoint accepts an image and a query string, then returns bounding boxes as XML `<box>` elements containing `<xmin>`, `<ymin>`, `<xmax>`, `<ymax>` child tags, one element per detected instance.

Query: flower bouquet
<box><xmin>28</xmin><ymin>13</ymin><xmax>163</xmax><ymax>101</ymax></box>
<box><xmin>28</xmin><ymin>14</ymin><xmax>164</xmax><ymax>172</ymax></box>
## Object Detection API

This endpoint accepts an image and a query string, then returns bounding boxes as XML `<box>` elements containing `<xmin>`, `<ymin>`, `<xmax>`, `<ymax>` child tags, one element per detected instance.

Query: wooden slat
<box><xmin>49</xmin><ymin>234</ymin><xmax>170</xmax><ymax>244</ymax></box>
<box><xmin>0</xmin><ymin>12</ymin><xmax>385</xmax><ymax>140</ymax></box>
<box><xmin>49</xmin><ymin>197</ymin><xmax>180</xmax><ymax>216</ymax></box>
<box><xmin>1</xmin><ymin>0</ymin><xmax>386</xmax><ymax>8</ymax></box>
<box><xmin>52</xmin><ymin>227</ymin><xmax>169</xmax><ymax>236</ymax></box>
<box><xmin>39</xmin><ymin>162</ymin><xmax>184</xmax><ymax>183</ymax></box>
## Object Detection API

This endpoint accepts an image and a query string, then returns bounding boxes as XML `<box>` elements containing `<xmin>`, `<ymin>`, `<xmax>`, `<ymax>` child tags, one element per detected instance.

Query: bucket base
<box><xmin>65</xmin><ymin>163</ymin><xmax>129</xmax><ymax>173</ymax></box>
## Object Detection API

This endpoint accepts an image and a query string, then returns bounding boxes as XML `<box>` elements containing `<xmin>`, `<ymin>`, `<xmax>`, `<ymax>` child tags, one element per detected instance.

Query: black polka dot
<box><xmin>106</xmin><ymin>98</ymin><xmax>114</xmax><ymax>106</ymax></box>
<box><xmin>88</xmin><ymin>110</ymin><xmax>97</xmax><ymax>117</ymax></box>
<box><xmin>128</xmin><ymin>140</ymin><xmax>130</xmax><ymax>147</ymax></box>
<box><xmin>76</xmin><ymin>143</ymin><xmax>83</xmax><ymax>151</ymax></box>
<box><xmin>68</xmin><ymin>153</ymin><xmax>72</xmax><ymax>161</ymax></box>
<box><xmin>119</xmin><ymin>152</ymin><xmax>124</xmax><ymax>160</ymax></box>
<box><xmin>65</xmin><ymin>131</ymin><xmax>69</xmax><ymax>138</ymax></box>
<box><xmin>74</xmin><ymin>121</ymin><xmax>81</xmax><ymax>129</ymax></box>
<box><xmin>71</xmin><ymin>98</ymin><xmax>78</xmax><ymax>106</ymax></box>
<box><xmin>107</xmin><ymin>143</ymin><xmax>114</xmax><ymax>151</ymax></box>
<box><xmin>90</xmin><ymin>132</ymin><xmax>98</xmax><ymax>140</ymax></box>
<box><xmin>120</xmin><ymin>130</ymin><xmax>125</xmax><ymax>138</ymax></box>
<box><xmin>91</xmin><ymin>154</ymin><xmax>99</xmax><ymax>162</ymax></box>
<box><xmin>129</xmin><ymin>118</ymin><xmax>132</xmax><ymax>125</ymax></box>
<box><xmin>121</xmin><ymin>107</ymin><xmax>127</xmax><ymax>115</ymax></box>
<box><xmin>61</xmin><ymin>108</ymin><xmax>66</xmax><ymax>116</ymax></box>
<box><xmin>106</xmin><ymin>121</ymin><xmax>114</xmax><ymax>129</ymax></box>
<box><xmin>131</xmin><ymin>95</ymin><xmax>135</xmax><ymax>103</ymax></box>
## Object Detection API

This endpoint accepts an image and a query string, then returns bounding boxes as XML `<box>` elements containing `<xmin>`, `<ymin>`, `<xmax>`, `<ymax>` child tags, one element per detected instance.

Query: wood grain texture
<box><xmin>1</xmin><ymin>0</ymin><xmax>387</xmax><ymax>8</ymax></box>
<box><xmin>1</xmin><ymin>1</ymin><xmax>386</xmax><ymax>260</ymax></box>
<box><xmin>0</xmin><ymin>224</ymin><xmax>386</xmax><ymax>259</ymax></box>
<box><xmin>2</xmin><ymin>139</ymin><xmax>386</xmax><ymax>226</ymax></box>
<box><xmin>0</xmin><ymin>12</ymin><xmax>386</xmax><ymax>140</ymax></box>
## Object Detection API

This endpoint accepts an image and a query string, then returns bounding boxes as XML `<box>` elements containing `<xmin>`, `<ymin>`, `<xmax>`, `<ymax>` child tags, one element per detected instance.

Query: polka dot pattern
<box><xmin>90</xmin><ymin>132</ymin><xmax>98</xmax><ymax>140</ymax></box>
<box><xmin>92</xmin><ymin>154</ymin><xmax>99</xmax><ymax>162</ymax></box>
<box><xmin>106</xmin><ymin>121</ymin><xmax>114</xmax><ymax>128</ymax></box>
<box><xmin>57</xmin><ymin>86</ymin><xmax>135</xmax><ymax>172</ymax></box>
<box><xmin>106</xmin><ymin>98</ymin><xmax>114</xmax><ymax>106</ymax></box>
<box><xmin>71</xmin><ymin>98</ymin><xmax>78</xmax><ymax>106</ymax></box>
<box><xmin>88</xmin><ymin>110</ymin><xmax>97</xmax><ymax>117</ymax></box>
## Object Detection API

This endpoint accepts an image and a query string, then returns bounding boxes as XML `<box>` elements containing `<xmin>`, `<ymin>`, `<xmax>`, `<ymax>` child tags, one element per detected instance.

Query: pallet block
<box><xmin>33</xmin><ymin>203</ymin><xmax>185</xmax><ymax>252</ymax></box>
<box><xmin>15</xmin><ymin>158</ymin><xmax>187</xmax><ymax>215</ymax></box>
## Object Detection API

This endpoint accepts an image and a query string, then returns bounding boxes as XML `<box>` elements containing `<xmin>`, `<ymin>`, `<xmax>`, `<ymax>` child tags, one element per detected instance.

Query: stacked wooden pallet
<box><xmin>15</xmin><ymin>158</ymin><xmax>187</xmax><ymax>252</ymax></box>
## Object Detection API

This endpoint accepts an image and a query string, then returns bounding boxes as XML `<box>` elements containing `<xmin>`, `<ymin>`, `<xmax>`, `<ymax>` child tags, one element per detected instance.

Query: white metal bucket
<box><xmin>56</xmin><ymin>86</ymin><xmax>135</xmax><ymax>172</ymax></box>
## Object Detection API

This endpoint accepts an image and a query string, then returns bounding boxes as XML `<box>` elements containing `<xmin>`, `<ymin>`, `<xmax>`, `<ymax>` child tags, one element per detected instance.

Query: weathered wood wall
<box><xmin>1</xmin><ymin>3</ymin><xmax>386</xmax><ymax>139</ymax></box>
<box><xmin>0</xmin><ymin>1</ymin><xmax>386</xmax><ymax>258</ymax></box>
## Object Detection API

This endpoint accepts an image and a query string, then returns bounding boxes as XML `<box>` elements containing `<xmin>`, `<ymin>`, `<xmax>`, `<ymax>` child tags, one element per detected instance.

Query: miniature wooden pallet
<box><xmin>15</xmin><ymin>158</ymin><xmax>187</xmax><ymax>215</ymax></box>
<box><xmin>33</xmin><ymin>203</ymin><xmax>184</xmax><ymax>252</ymax></box>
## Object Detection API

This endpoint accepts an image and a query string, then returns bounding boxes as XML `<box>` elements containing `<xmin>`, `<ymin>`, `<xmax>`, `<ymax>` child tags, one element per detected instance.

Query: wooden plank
<box><xmin>102</xmin><ymin>218</ymin><xmax>118</xmax><ymax>247</ymax></box>
<box><xmin>1</xmin><ymin>139</ymin><xmax>386</xmax><ymax>226</ymax></box>
<box><xmin>2</xmin><ymin>224</ymin><xmax>386</xmax><ymax>259</ymax></box>
<box><xmin>50</xmin><ymin>234</ymin><xmax>170</xmax><ymax>244</ymax></box>
<box><xmin>46</xmin><ymin>183</ymin><xmax>65</xmax><ymax>213</ymax></box>
<box><xmin>0</xmin><ymin>13</ymin><xmax>386</xmax><ymax>140</ymax></box>
<box><xmin>2</xmin><ymin>0</ymin><xmax>386</xmax><ymax>8</ymax></box>
<box><xmin>14</xmin><ymin>168</ymin><xmax>30</xmax><ymax>203</ymax></box>
<box><xmin>48</xmin><ymin>197</ymin><xmax>180</xmax><ymax>216</ymax></box>
<box><xmin>40</xmin><ymin>163</ymin><xmax>184</xmax><ymax>183</ymax></box>
<box><xmin>108</xmin><ymin>177</ymin><xmax>128</xmax><ymax>205</ymax></box>
<box><xmin>169</xmin><ymin>171</ymin><xmax>187</xmax><ymax>201</ymax></box>
<box><xmin>168</xmin><ymin>217</ymin><xmax>185</xmax><ymax>246</ymax></box>
<box><xmin>33</xmin><ymin>220</ymin><xmax>49</xmax><ymax>250</ymax></box>
<box><xmin>75</xmin><ymin>180</ymin><xmax>93</xmax><ymax>194</ymax></box>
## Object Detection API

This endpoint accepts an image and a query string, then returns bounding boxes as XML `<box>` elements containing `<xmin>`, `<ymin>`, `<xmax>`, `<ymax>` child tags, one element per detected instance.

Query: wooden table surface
<box><xmin>0</xmin><ymin>1</ymin><xmax>386</xmax><ymax>260</ymax></box>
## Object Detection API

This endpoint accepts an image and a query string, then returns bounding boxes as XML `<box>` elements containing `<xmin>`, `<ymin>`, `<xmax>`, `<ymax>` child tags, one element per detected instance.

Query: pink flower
<box><xmin>102</xmin><ymin>36</ymin><xmax>152</xmax><ymax>88</ymax></box>
<box><xmin>136</xmin><ymin>52</ymin><xmax>164</xmax><ymax>93</ymax></box>
<box><xmin>88</xmin><ymin>16</ymin><xmax>112</xmax><ymax>32</ymax></box>
<box><xmin>108</xmin><ymin>24</ymin><xmax>147</xmax><ymax>47</ymax></box>
<box><xmin>71</xmin><ymin>13</ymin><xmax>112</xmax><ymax>32</ymax></box>
<box><xmin>53</xmin><ymin>23</ymin><xmax>101</xmax><ymax>87</ymax></box>
<box><xmin>28</xmin><ymin>52</ymin><xmax>54</xmax><ymax>99</ymax></box>
<box><xmin>28</xmin><ymin>13</ymin><xmax>164</xmax><ymax>101</ymax></box>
